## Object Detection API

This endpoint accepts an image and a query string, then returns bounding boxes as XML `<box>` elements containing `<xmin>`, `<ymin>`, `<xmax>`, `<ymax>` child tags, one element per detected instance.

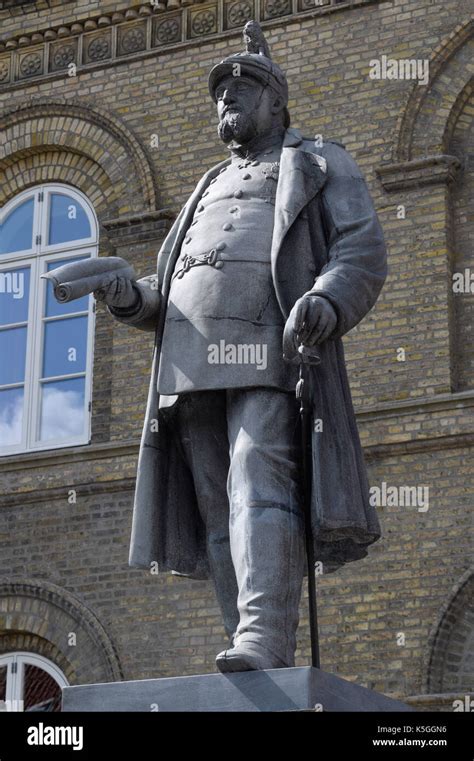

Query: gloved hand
<box><xmin>94</xmin><ymin>275</ymin><xmax>139</xmax><ymax>310</ymax></box>
<box><xmin>283</xmin><ymin>293</ymin><xmax>337</xmax><ymax>362</ymax></box>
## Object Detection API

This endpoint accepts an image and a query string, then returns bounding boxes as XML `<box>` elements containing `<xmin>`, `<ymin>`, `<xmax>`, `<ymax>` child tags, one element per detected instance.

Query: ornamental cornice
<box><xmin>0</xmin><ymin>0</ymin><xmax>381</xmax><ymax>89</ymax></box>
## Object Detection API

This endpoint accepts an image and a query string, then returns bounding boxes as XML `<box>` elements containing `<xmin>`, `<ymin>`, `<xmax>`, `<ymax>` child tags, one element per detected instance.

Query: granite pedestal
<box><xmin>62</xmin><ymin>667</ymin><xmax>414</xmax><ymax>712</ymax></box>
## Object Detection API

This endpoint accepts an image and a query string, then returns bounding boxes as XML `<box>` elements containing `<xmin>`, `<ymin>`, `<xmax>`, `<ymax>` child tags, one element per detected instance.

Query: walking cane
<box><xmin>295</xmin><ymin>343</ymin><xmax>321</xmax><ymax>669</ymax></box>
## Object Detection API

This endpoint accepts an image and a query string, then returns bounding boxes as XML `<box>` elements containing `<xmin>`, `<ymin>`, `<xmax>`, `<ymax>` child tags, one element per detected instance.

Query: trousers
<box><xmin>163</xmin><ymin>387</ymin><xmax>306</xmax><ymax>667</ymax></box>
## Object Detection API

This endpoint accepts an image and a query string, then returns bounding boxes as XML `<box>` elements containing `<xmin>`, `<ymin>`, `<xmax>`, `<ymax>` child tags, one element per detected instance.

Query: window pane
<box><xmin>40</xmin><ymin>377</ymin><xmax>85</xmax><ymax>441</ymax></box>
<box><xmin>0</xmin><ymin>387</ymin><xmax>23</xmax><ymax>446</ymax></box>
<box><xmin>23</xmin><ymin>664</ymin><xmax>62</xmax><ymax>712</ymax></box>
<box><xmin>0</xmin><ymin>327</ymin><xmax>27</xmax><ymax>385</ymax></box>
<box><xmin>48</xmin><ymin>193</ymin><xmax>91</xmax><ymax>245</ymax></box>
<box><xmin>45</xmin><ymin>257</ymin><xmax>90</xmax><ymax>317</ymax></box>
<box><xmin>42</xmin><ymin>316</ymin><xmax>88</xmax><ymax>378</ymax></box>
<box><xmin>0</xmin><ymin>198</ymin><xmax>34</xmax><ymax>255</ymax></box>
<box><xmin>0</xmin><ymin>267</ymin><xmax>30</xmax><ymax>326</ymax></box>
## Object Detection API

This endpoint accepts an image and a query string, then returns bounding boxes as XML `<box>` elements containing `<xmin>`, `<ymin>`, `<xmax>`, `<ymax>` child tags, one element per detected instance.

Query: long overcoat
<box><xmin>112</xmin><ymin>127</ymin><xmax>387</xmax><ymax>577</ymax></box>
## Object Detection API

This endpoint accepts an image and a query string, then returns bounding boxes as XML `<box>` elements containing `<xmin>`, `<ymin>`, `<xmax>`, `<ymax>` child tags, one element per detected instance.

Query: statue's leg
<box><xmin>216</xmin><ymin>388</ymin><xmax>305</xmax><ymax>672</ymax></box>
<box><xmin>168</xmin><ymin>392</ymin><xmax>240</xmax><ymax>641</ymax></box>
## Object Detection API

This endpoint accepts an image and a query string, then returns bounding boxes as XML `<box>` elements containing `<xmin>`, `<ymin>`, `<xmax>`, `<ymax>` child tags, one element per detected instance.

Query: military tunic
<box><xmin>157</xmin><ymin>132</ymin><xmax>299</xmax><ymax>395</ymax></box>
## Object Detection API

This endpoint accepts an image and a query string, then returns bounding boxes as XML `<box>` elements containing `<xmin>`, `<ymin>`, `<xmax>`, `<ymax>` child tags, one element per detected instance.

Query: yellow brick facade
<box><xmin>0</xmin><ymin>0</ymin><xmax>472</xmax><ymax>707</ymax></box>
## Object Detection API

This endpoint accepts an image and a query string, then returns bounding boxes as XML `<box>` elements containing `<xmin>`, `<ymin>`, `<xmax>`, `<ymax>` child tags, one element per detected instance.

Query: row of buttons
<box><xmin>184</xmin><ymin>149</ymin><xmax>278</xmax><ymax>244</ymax></box>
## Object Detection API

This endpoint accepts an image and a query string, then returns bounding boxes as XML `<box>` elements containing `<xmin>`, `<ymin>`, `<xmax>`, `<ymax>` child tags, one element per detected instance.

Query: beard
<box><xmin>217</xmin><ymin>109</ymin><xmax>258</xmax><ymax>145</ymax></box>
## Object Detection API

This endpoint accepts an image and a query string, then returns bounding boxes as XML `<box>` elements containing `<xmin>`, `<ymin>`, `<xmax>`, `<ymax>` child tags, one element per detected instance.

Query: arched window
<box><xmin>0</xmin><ymin>652</ymin><xmax>68</xmax><ymax>712</ymax></box>
<box><xmin>0</xmin><ymin>184</ymin><xmax>97</xmax><ymax>455</ymax></box>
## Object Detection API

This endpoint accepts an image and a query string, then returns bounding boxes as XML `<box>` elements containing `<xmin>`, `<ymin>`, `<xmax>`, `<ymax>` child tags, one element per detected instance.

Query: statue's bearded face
<box><xmin>215</xmin><ymin>75</ymin><xmax>277</xmax><ymax>145</ymax></box>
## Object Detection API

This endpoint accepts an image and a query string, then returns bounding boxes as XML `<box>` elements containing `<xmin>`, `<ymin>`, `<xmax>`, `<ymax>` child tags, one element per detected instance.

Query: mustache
<box><xmin>217</xmin><ymin>109</ymin><xmax>258</xmax><ymax>144</ymax></box>
<box><xmin>218</xmin><ymin>110</ymin><xmax>243</xmax><ymax>129</ymax></box>
<box><xmin>218</xmin><ymin>119</ymin><xmax>238</xmax><ymax>143</ymax></box>
<box><xmin>222</xmin><ymin>105</ymin><xmax>241</xmax><ymax>116</ymax></box>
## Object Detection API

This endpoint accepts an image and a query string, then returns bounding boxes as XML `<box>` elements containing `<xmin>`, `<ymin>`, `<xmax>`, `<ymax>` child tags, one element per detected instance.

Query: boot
<box><xmin>207</xmin><ymin>530</ymin><xmax>240</xmax><ymax>640</ymax></box>
<box><xmin>216</xmin><ymin>504</ymin><xmax>305</xmax><ymax>672</ymax></box>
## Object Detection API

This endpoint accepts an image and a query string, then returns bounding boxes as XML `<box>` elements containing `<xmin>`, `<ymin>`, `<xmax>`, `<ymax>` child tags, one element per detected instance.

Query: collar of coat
<box><xmin>271</xmin><ymin>127</ymin><xmax>328</xmax><ymax>261</ymax></box>
<box><xmin>183</xmin><ymin>127</ymin><xmax>327</xmax><ymax>242</ymax></box>
<box><xmin>227</xmin><ymin>125</ymin><xmax>286</xmax><ymax>160</ymax></box>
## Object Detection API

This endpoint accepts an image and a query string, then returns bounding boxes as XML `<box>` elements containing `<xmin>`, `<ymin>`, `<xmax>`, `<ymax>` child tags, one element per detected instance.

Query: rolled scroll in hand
<box><xmin>41</xmin><ymin>256</ymin><xmax>136</xmax><ymax>303</ymax></box>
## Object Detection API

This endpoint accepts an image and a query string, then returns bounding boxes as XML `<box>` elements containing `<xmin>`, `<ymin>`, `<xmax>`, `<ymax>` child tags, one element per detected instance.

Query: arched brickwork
<box><xmin>1</xmin><ymin>150</ymin><xmax>114</xmax><ymax>215</ymax></box>
<box><xmin>0</xmin><ymin>632</ymin><xmax>74</xmax><ymax>685</ymax></box>
<box><xmin>384</xmin><ymin>19</ymin><xmax>474</xmax><ymax>397</ymax></box>
<box><xmin>395</xmin><ymin>17</ymin><xmax>474</xmax><ymax>161</ymax></box>
<box><xmin>449</xmin><ymin>89</ymin><xmax>474</xmax><ymax>391</ymax></box>
<box><xmin>0</xmin><ymin>98</ymin><xmax>158</xmax><ymax>215</ymax></box>
<box><xmin>0</xmin><ymin>102</ymin><xmax>160</xmax><ymax>445</ymax></box>
<box><xmin>425</xmin><ymin>568</ymin><xmax>474</xmax><ymax>694</ymax></box>
<box><xmin>0</xmin><ymin>579</ymin><xmax>123</xmax><ymax>685</ymax></box>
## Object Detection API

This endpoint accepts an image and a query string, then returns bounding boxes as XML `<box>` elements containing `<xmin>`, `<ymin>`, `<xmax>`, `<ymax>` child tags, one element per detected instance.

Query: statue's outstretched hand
<box><xmin>94</xmin><ymin>275</ymin><xmax>139</xmax><ymax>309</ymax></box>
<box><xmin>283</xmin><ymin>294</ymin><xmax>337</xmax><ymax>362</ymax></box>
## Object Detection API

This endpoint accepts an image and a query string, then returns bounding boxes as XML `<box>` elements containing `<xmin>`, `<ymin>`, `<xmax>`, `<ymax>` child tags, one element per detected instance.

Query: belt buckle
<box><xmin>177</xmin><ymin>255</ymin><xmax>194</xmax><ymax>278</ymax></box>
<box><xmin>207</xmin><ymin>248</ymin><xmax>224</xmax><ymax>269</ymax></box>
<box><xmin>206</xmin><ymin>248</ymin><xmax>217</xmax><ymax>265</ymax></box>
<box><xmin>177</xmin><ymin>248</ymin><xmax>223</xmax><ymax>278</ymax></box>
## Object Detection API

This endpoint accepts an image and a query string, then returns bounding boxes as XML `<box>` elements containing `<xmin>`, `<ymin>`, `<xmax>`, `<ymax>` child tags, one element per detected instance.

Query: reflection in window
<box><xmin>23</xmin><ymin>664</ymin><xmax>62</xmax><ymax>712</ymax></box>
<box><xmin>0</xmin><ymin>265</ymin><xmax>30</xmax><ymax>447</ymax></box>
<box><xmin>0</xmin><ymin>267</ymin><xmax>30</xmax><ymax>322</ymax></box>
<box><xmin>43</xmin><ymin>316</ymin><xmax>88</xmax><ymax>378</ymax></box>
<box><xmin>0</xmin><ymin>387</ymin><xmax>24</xmax><ymax>447</ymax></box>
<box><xmin>0</xmin><ymin>198</ymin><xmax>34</xmax><ymax>255</ymax></box>
<box><xmin>0</xmin><ymin>185</ymin><xmax>97</xmax><ymax>454</ymax></box>
<box><xmin>48</xmin><ymin>193</ymin><xmax>91</xmax><ymax>246</ymax></box>
<box><xmin>0</xmin><ymin>653</ymin><xmax>67</xmax><ymax>713</ymax></box>
<box><xmin>0</xmin><ymin>327</ymin><xmax>27</xmax><ymax>385</ymax></box>
<box><xmin>40</xmin><ymin>377</ymin><xmax>86</xmax><ymax>442</ymax></box>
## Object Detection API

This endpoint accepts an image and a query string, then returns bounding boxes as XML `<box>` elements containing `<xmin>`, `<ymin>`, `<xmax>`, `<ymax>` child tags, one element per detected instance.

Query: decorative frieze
<box><xmin>299</xmin><ymin>0</ymin><xmax>330</xmax><ymax>9</ymax></box>
<box><xmin>118</xmin><ymin>22</ymin><xmax>147</xmax><ymax>56</ymax></box>
<box><xmin>263</xmin><ymin>0</ymin><xmax>292</xmax><ymax>20</ymax></box>
<box><xmin>224</xmin><ymin>0</ymin><xmax>255</xmax><ymax>30</ymax></box>
<box><xmin>153</xmin><ymin>13</ymin><xmax>182</xmax><ymax>44</ymax></box>
<box><xmin>0</xmin><ymin>57</ymin><xmax>10</xmax><ymax>83</ymax></box>
<box><xmin>50</xmin><ymin>40</ymin><xmax>78</xmax><ymax>72</ymax></box>
<box><xmin>189</xmin><ymin>4</ymin><xmax>218</xmax><ymax>38</ymax></box>
<box><xmin>18</xmin><ymin>48</ymin><xmax>44</xmax><ymax>80</ymax></box>
<box><xmin>83</xmin><ymin>32</ymin><xmax>113</xmax><ymax>64</ymax></box>
<box><xmin>0</xmin><ymin>0</ymin><xmax>378</xmax><ymax>90</ymax></box>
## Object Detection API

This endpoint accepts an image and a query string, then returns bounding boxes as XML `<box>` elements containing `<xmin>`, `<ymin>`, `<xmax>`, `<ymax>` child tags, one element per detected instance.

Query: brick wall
<box><xmin>0</xmin><ymin>0</ymin><xmax>472</xmax><ymax>705</ymax></box>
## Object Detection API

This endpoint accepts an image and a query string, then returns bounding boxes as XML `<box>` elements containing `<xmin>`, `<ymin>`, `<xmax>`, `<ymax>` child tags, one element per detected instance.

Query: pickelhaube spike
<box><xmin>243</xmin><ymin>20</ymin><xmax>271</xmax><ymax>58</ymax></box>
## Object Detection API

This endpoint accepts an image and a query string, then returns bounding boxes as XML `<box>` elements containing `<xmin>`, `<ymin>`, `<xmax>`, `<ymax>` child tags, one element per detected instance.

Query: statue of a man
<box><xmin>102</xmin><ymin>21</ymin><xmax>387</xmax><ymax>673</ymax></box>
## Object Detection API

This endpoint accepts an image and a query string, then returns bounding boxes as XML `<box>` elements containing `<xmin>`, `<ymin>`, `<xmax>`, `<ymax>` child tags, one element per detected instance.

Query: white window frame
<box><xmin>40</xmin><ymin>185</ymin><xmax>97</xmax><ymax>254</ymax></box>
<box><xmin>0</xmin><ymin>651</ymin><xmax>68</xmax><ymax>712</ymax></box>
<box><xmin>0</xmin><ymin>183</ymin><xmax>97</xmax><ymax>456</ymax></box>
